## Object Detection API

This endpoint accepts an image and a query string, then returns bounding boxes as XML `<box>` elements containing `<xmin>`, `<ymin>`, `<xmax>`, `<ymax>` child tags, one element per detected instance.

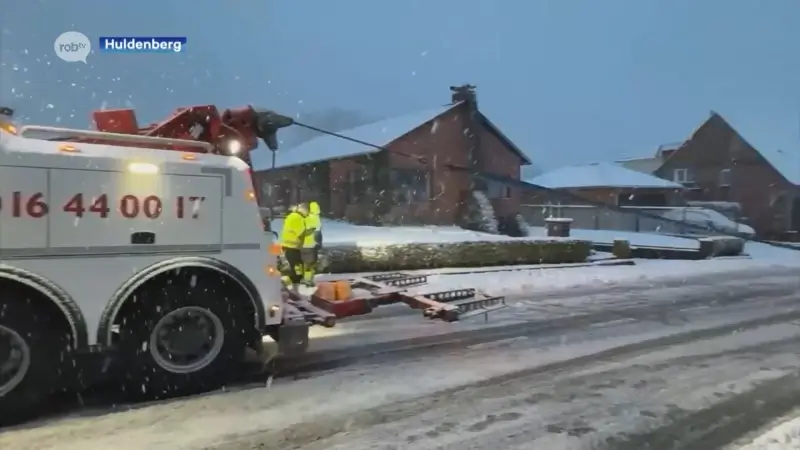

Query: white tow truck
<box><xmin>0</xmin><ymin>105</ymin><xmax>505</xmax><ymax>425</ymax></box>
<box><xmin>0</xmin><ymin>109</ymin><xmax>313</xmax><ymax>424</ymax></box>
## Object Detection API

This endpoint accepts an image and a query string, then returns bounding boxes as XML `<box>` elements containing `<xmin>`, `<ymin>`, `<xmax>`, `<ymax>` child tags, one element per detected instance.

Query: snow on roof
<box><xmin>616</xmin><ymin>156</ymin><xmax>663</xmax><ymax>174</ymax></box>
<box><xmin>251</xmin><ymin>103</ymin><xmax>459</xmax><ymax>171</ymax></box>
<box><xmin>715</xmin><ymin>113</ymin><xmax>800</xmax><ymax>185</ymax></box>
<box><xmin>527</xmin><ymin>162</ymin><xmax>683</xmax><ymax>189</ymax></box>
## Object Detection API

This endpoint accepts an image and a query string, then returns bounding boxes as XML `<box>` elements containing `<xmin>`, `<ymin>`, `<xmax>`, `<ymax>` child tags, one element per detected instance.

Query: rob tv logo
<box><xmin>54</xmin><ymin>31</ymin><xmax>187</xmax><ymax>63</ymax></box>
<box><xmin>54</xmin><ymin>31</ymin><xmax>91</xmax><ymax>63</ymax></box>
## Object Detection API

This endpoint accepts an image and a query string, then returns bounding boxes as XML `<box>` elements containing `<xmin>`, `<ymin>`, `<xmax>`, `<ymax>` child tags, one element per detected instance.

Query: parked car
<box><xmin>661</xmin><ymin>208</ymin><xmax>756</xmax><ymax>237</ymax></box>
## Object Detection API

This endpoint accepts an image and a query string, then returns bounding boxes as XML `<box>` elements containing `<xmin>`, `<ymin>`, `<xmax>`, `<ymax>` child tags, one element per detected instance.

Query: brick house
<box><xmin>250</xmin><ymin>85</ymin><xmax>531</xmax><ymax>225</ymax></box>
<box><xmin>653</xmin><ymin>112</ymin><xmax>800</xmax><ymax>239</ymax></box>
<box><xmin>522</xmin><ymin>162</ymin><xmax>685</xmax><ymax>207</ymax></box>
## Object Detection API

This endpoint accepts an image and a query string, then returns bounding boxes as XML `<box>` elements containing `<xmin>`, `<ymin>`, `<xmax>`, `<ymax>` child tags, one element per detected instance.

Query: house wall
<box><xmin>329</xmin><ymin>158</ymin><xmax>366</xmax><ymax>221</ymax></box>
<box><xmin>253</xmin><ymin>102</ymin><xmax>527</xmax><ymax>225</ymax></box>
<box><xmin>383</xmin><ymin>103</ymin><xmax>526</xmax><ymax>223</ymax></box>
<box><xmin>384</xmin><ymin>106</ymin><xmax>468</xmax><ymax>225</ymax></box>
<box><xmin>654</xmin><ymin>114</ymin><xmax>795</xmax><ymax>236</ymax></box>
<box><xmin>252</xmin><ymin>166</ymin><xmax>301</xmax><ymax>209</ymax></box>
<box><xmin>252</xmin><ymin>163</ymin><xmax>330</xmax><ymax>212</ymax></box>
<box><xmin>478</xmin><ymin>123</ymin><xmax>525</xmax><ymax>217</ymax></box>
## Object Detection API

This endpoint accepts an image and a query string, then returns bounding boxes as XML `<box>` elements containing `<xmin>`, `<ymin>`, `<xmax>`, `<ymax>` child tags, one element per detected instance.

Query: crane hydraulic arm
<box><xmin>53</xmin><ymin>104</ymin><xmax>295</xmax><ymax>165</ymax></box>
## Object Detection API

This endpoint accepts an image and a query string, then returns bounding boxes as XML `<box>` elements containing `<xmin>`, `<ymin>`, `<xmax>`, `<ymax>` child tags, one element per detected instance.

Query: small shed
<box><xmin>524</xmin><ymin>162</ymin><xmax>685</xmax><ymax>206</ymax></box>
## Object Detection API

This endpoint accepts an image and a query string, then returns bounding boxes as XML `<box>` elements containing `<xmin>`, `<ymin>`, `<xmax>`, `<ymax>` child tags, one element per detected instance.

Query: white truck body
<box><xmin>0</xmin><ymin>125</ymin><xmax>284</xmax><ymax>347</ymax></box>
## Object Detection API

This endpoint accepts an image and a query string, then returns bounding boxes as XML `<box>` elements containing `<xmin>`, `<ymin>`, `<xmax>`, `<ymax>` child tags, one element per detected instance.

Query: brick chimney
<box><xmin>450</xmin><ymin>84</ymin><xmax>477</xmax><ymax>106</ymax></box>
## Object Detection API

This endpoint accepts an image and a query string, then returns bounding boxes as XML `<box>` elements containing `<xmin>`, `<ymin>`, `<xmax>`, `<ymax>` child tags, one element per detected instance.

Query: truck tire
<box><xmin>0</xmin><ymin>298</ymin><xmax>69</xmax><ymax>425</ymax></box>
<box><xmin>116</xmin><ymin>270</ymin><xmax>250</xmax><ymax>399</ymax></box>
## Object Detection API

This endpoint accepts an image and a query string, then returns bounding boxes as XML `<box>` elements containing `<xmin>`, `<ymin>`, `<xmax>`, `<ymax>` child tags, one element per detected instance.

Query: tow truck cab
<box><xmin>0</xmin><ymin>121</ymin><xmax>295</xmax><ymax>423</ymax></box>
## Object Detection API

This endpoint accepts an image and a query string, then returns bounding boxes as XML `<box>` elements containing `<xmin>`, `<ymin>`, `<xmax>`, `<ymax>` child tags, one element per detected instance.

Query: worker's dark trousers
<box><xmin>282</xmin><ymin>247</ymin><xmax>304</xmax><ymax>284</ymax></box>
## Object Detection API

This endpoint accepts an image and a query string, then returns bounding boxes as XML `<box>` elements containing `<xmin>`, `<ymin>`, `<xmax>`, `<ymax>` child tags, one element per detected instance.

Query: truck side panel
<box><xmin>0</xmin><ymin>166</ymin><xmax>49</xmax><ymax>251</ymax></box>
<box><xmin>216</xmin><ymin>167</ymin><xmax>284</xmax><ymax>326</ymax></box>
<box><xmin>48</xmin><ymin>170</ymin><xmax>224</xmax><ymax>250</ymax></box>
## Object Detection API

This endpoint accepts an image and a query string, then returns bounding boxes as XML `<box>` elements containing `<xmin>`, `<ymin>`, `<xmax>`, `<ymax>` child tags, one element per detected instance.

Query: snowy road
<box><xmin>2</xmin><ymin>265</ymin><xmax>800</xmax><ymax>450</ymax></box>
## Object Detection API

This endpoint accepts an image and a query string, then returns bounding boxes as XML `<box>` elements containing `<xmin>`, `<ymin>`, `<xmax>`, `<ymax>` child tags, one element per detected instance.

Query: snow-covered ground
<box><xmin>731</xmin><ymin>414</ymin><xmax>800</xmax><ymax>449</ymax></box>
<box><xmin>271</xmin><ymin>218</ymin><xmax>560</xmax><ymax>246</ymax></box>
<box><xmin>422</xmin><ymin>258</ymin><xmax>785</xmax><ymax>296</ymax></box>
<box><xmin>271</xmin><ymin>217</ymin><xmax>768</xmax><ymax>252</ymax></box>
<box><xmin>272</xmin><ymin>217</ymin><xmax>711</xmax><ymax>248</ymax></box>
<box><xmin>404</xmin><ymin>240</ymin><xmax>800</xmax><ymax>297</ymax></box>
<box><xmin>5</xmin><ymin>278</ymin><xmax>800</xmax><ymax>450</ymax></box>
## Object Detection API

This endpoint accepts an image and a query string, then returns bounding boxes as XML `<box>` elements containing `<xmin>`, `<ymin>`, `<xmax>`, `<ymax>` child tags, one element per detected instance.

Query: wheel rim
<box><xmin>0</xmin><ymin>325</ymin><xmax>32</xmax><ymax>397</ymax></box>
<box><xmin>149</xmin><ymin>306</ymin><xmax>225</xmax><ymax>374</ymax></box>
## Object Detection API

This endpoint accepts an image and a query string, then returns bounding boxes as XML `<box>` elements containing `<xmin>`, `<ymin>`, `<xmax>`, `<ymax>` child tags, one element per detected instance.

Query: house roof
<box><xmin>713</xmin><ymin>113</ymin><xmax>800</xmax><ymax>186</ymax></box>
<box><xmin>250</xmin><ymin>103</ymin><xmax>458</xmax><ymax>171</ymax></box>
<box><xmin>615</xmin><ymin>156</ymin><xmax>663</xmax><ymax>174</ymax></box>
<box><xmin>251</xmin><ymin>101</ymin><xmax>531</xmax><ymax>170</ymax></box>
<box><xmin>527</xmin><ymin>162</ymin><xmax>683</xmax><ymax>189</ymax></box>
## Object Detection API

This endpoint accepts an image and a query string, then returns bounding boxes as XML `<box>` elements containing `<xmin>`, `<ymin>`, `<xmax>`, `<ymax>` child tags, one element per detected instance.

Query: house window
<box><xmin>265</xmin><ymin>179</ymin><xmax>292</xmax><ymax>207</ymax></box>
<box><xmin>770</xmin><ymin>191</ymin><xmax>787</xmax><ymax>208</ymax></box>
<box><xmin>719</xmin><ymin>169</ymin><xmax>731</xmax><ymax>187</ymax></box>
<box><xmin>487</xmin><ymin>180</ymin><xmax>511</xmax><ymax>199</ymax></box>
<box><xmin>260</xmin><ymin>181</ymin><xmax>273</xmax><ymax>202</ymax></box>
<box><xmin>673</xmin><ymin>168</ymin><xmax>695</xmax><ymax>184</ymax></box>
<box><xmin>390</xmin><ymin>168</ymin><xmax>430</xmax><ymax>203</ymax></box>
<box><xmin>345</xmin><ymin>167</ymin><xmax>371</xmax><ymax>205</ymax></box>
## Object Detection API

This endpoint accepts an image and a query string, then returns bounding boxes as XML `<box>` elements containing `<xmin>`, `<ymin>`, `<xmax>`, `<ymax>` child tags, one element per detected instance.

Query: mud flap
<box><xmin>276</xmin><ymin>320</ymin><xmax>310</xmax><ymax>356</ymax></box>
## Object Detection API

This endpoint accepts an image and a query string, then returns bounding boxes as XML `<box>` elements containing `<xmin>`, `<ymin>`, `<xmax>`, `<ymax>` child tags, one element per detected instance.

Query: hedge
<box><xmin>317</xmin><ymin>239</ymin><xmax>592</xmax><ymax>273</ymax></box>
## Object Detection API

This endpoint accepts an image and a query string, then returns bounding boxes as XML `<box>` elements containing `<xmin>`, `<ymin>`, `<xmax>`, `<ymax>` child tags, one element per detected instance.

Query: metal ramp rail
<box><xmin>299</xmin><ymin>272</ymin><xmax>506</xmax><ymax>323</ymax></box>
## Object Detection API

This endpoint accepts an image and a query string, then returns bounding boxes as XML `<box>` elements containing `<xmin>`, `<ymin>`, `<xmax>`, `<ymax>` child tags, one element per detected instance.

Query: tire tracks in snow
<box><xmin>209</xmin><ymin>304</ymin><xmax>800</xmax><ymax>450</ymax></box>
<box><xmin>610</xmin><ymin>373</ymin><xmax>800</xmax><ymax>450</ymax></box>
<box><xmin>25</xmin><ymin>273</ymin><xmax>796</xmax><ymax>426</ymax></box>
<box><xmin>342</xmin><ymin>265</ymin><xmax>799</xmax><ymax>322</ymax></box>
<box><xmin>270</xmin><ymin>279</ymin><xmax>798</xmax><ymax>381</ymax></box>
<box><xmin>4</xmin><ymin>284</ymin><xmax>799</xmax><ymax>450</ymax></box>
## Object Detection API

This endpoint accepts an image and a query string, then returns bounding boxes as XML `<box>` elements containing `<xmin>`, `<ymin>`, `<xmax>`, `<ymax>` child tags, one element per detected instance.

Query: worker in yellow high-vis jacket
<box><xmin>280</xmin><ymin>203</ymin><xmax>310</xmax><ymax>289</ymax></box>
<box><xmin>301</xmin><ymin>201</ymin><xmax>322</xmax><ymax>286</ymax></box>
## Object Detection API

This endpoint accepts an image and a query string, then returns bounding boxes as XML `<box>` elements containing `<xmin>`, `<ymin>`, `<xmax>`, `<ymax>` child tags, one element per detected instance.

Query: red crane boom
<box><xmin>68</xmin><ymin>104</ymin><xmax>294</xmax><ymax>166</ymax></box>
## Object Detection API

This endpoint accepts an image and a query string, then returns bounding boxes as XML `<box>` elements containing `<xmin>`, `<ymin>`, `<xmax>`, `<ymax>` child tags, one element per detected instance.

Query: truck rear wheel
<box><xmin>0</xmin><ymin>297</ymin><xmax>69</xmax><ymax>425</ymax></box>
<box><xmin>116</xmin><ymin>270</ymin><xmax>250</xmax><ymax>399</ymax></box>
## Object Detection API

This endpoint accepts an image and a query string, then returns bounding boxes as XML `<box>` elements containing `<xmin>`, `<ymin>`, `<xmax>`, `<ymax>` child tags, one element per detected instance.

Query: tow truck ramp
<box><xmin>286</xmin><ymin>272</ymin><xmax>507</xmax><ymax>325</ymax></box>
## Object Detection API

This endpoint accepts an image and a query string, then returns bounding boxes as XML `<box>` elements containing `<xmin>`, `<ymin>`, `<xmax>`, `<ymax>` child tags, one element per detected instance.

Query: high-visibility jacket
<box><xmin>303</xmin><ymin>202</ymin><xmax>322</xmax><ymax>248</ymax></box>
<box><xmin>280</xmin><ymin>207</ymin><xmax>307</xmax><ymax>249</ymax></box>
